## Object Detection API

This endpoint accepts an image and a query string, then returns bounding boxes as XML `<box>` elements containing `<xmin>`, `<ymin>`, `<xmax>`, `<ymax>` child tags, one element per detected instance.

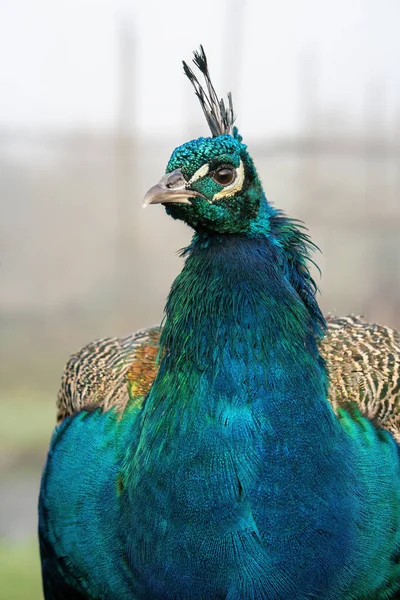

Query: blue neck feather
<box><xmin>146</xmin><ymin>196</ymin><xmax>330</xmax><ymax>439</ymax></box>
<box><xmin>139</xmin><ymin>224</ymin><xmax>339</xmax><ymax>455</ymax></box>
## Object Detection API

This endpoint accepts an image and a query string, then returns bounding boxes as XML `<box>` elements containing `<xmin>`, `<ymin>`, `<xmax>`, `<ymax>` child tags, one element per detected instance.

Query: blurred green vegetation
<box><xmin>0</xmin><ymin>539</ymin><xmax>42</xmax><ymax>600</ymax></box>
<box><xmin>0</xmin><ymin>390</ymin><xmax>55</xmax><ymax>600</ymax></box>
<box><xmin>0</xmin><ymin>389</ymin><xmax>54</xmax><ymax>455</ymax></box>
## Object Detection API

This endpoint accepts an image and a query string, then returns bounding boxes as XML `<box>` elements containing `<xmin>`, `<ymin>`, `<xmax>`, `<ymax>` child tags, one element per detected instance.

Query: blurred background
<box><xmin>0</xmin><ymin>0</ymin><xmax>399</xmax><ymax>598</ymax></box>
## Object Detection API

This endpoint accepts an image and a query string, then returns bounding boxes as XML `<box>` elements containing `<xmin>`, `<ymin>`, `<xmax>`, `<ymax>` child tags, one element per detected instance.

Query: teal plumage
<box><xmin>39</xmin><ymin>47</ymin><xmax>400</xmax><ymax>599</ymax></box>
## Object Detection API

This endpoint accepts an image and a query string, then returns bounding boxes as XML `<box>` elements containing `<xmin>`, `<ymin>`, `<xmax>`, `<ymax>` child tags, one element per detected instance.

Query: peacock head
<box><xmin>143</xmin><ymin>47</ymin><xmax>264</xmax><ymax>234</ymax></box>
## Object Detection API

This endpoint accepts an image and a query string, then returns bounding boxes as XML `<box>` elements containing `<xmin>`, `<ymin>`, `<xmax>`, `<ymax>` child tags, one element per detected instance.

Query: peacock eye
<box><xmin>212</xmin><ymin>167</ymin><xmax>236</xmax><ymax>186</ymax></box>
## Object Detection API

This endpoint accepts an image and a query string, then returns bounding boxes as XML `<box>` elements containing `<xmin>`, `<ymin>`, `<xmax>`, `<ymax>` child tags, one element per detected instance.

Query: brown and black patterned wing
<box><xmin>321</xmin><ymin>315</ymin><xmax>400</xmax><ymax>442</ymax></box>
<box><xmin>56</xmin><ymin>326</ymin><xmax>161</xmax><ymax>423</ymax></box>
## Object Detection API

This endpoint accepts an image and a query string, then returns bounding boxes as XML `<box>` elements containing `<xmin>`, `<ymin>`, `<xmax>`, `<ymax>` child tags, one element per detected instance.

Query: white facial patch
<box><xmin>188</xmin><ymin>163</ymin><xmax>210</xmax><ymax>185</ymax></box>
<box><xmin>213</xmin><ymin>160</ymin><xmax>245</xmax><ymax>201</ymax></box>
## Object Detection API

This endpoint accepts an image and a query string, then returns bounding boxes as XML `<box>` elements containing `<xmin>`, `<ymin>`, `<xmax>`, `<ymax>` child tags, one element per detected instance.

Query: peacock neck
<box><xmin>140</xmin><ymin>230</ymin><xmax>339</xmax><ymax>446</ymax></box>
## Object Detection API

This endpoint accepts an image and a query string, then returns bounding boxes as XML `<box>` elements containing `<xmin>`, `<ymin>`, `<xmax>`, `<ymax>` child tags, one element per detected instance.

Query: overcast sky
<box><xmin>0</xmin><ymin>0</ymin><xmax>399</xmax><ymax>139</ymax></box>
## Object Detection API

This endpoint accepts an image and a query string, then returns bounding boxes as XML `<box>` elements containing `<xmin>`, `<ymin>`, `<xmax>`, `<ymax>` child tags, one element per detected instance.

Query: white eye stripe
<box><xmin>187</xmin><ymin>163</ymin><xmax>209</xmax><ymax>185</ymax></box>
<box><xmin>213</xmin><ymin>160</ymin><xmax>245</xmax><ymax>201</ymax></box>
<box><xmin>186</xmin><ymin>160</ymin><xmax>245</xmax><ymax>202</ymax></box>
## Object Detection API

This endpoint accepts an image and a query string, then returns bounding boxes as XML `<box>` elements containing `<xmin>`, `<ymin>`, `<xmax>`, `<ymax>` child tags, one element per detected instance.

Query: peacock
<box><xmin>39</xmin><ymin>47</ymin><xmax>400</xmax><ymax>600</ymax></box>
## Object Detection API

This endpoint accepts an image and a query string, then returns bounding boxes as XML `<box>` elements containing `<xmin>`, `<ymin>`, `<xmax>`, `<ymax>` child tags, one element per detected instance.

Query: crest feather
<box><xmin>183</xmin><ymin>45</ymin><xmax>235</xmax><ymax>137</ymax></box>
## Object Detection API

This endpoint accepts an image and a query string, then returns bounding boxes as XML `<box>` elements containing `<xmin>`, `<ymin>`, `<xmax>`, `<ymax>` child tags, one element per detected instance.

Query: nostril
<box><xmin>167</xmin><ymin>175</ymin><xmax>185</xmax><ymax>189</ymax></box>
<box><xmin>163</xmin><ymin>169</ymin><xmax>186</xmax><ymax>189</ymax></box>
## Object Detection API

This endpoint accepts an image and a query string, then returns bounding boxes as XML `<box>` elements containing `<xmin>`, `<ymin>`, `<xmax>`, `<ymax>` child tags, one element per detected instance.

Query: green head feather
<box><xmin>165</xmin><ymin>135</ymin><xmax>264</xmax><ymax>233</ymax></box>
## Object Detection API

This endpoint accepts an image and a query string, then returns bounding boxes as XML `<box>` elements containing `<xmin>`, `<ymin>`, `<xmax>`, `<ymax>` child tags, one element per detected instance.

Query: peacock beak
<box><xmin>143</xmin><ymin>169</ymin><xmax>204</xmax><ymax>207</ymax></box>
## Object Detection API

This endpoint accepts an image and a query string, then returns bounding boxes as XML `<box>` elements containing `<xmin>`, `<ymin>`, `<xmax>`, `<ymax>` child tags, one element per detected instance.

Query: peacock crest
<box><xmin>183</xmin><ymin>45</ymin><xmax>236</xmax><ymax>138</ymax></box>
